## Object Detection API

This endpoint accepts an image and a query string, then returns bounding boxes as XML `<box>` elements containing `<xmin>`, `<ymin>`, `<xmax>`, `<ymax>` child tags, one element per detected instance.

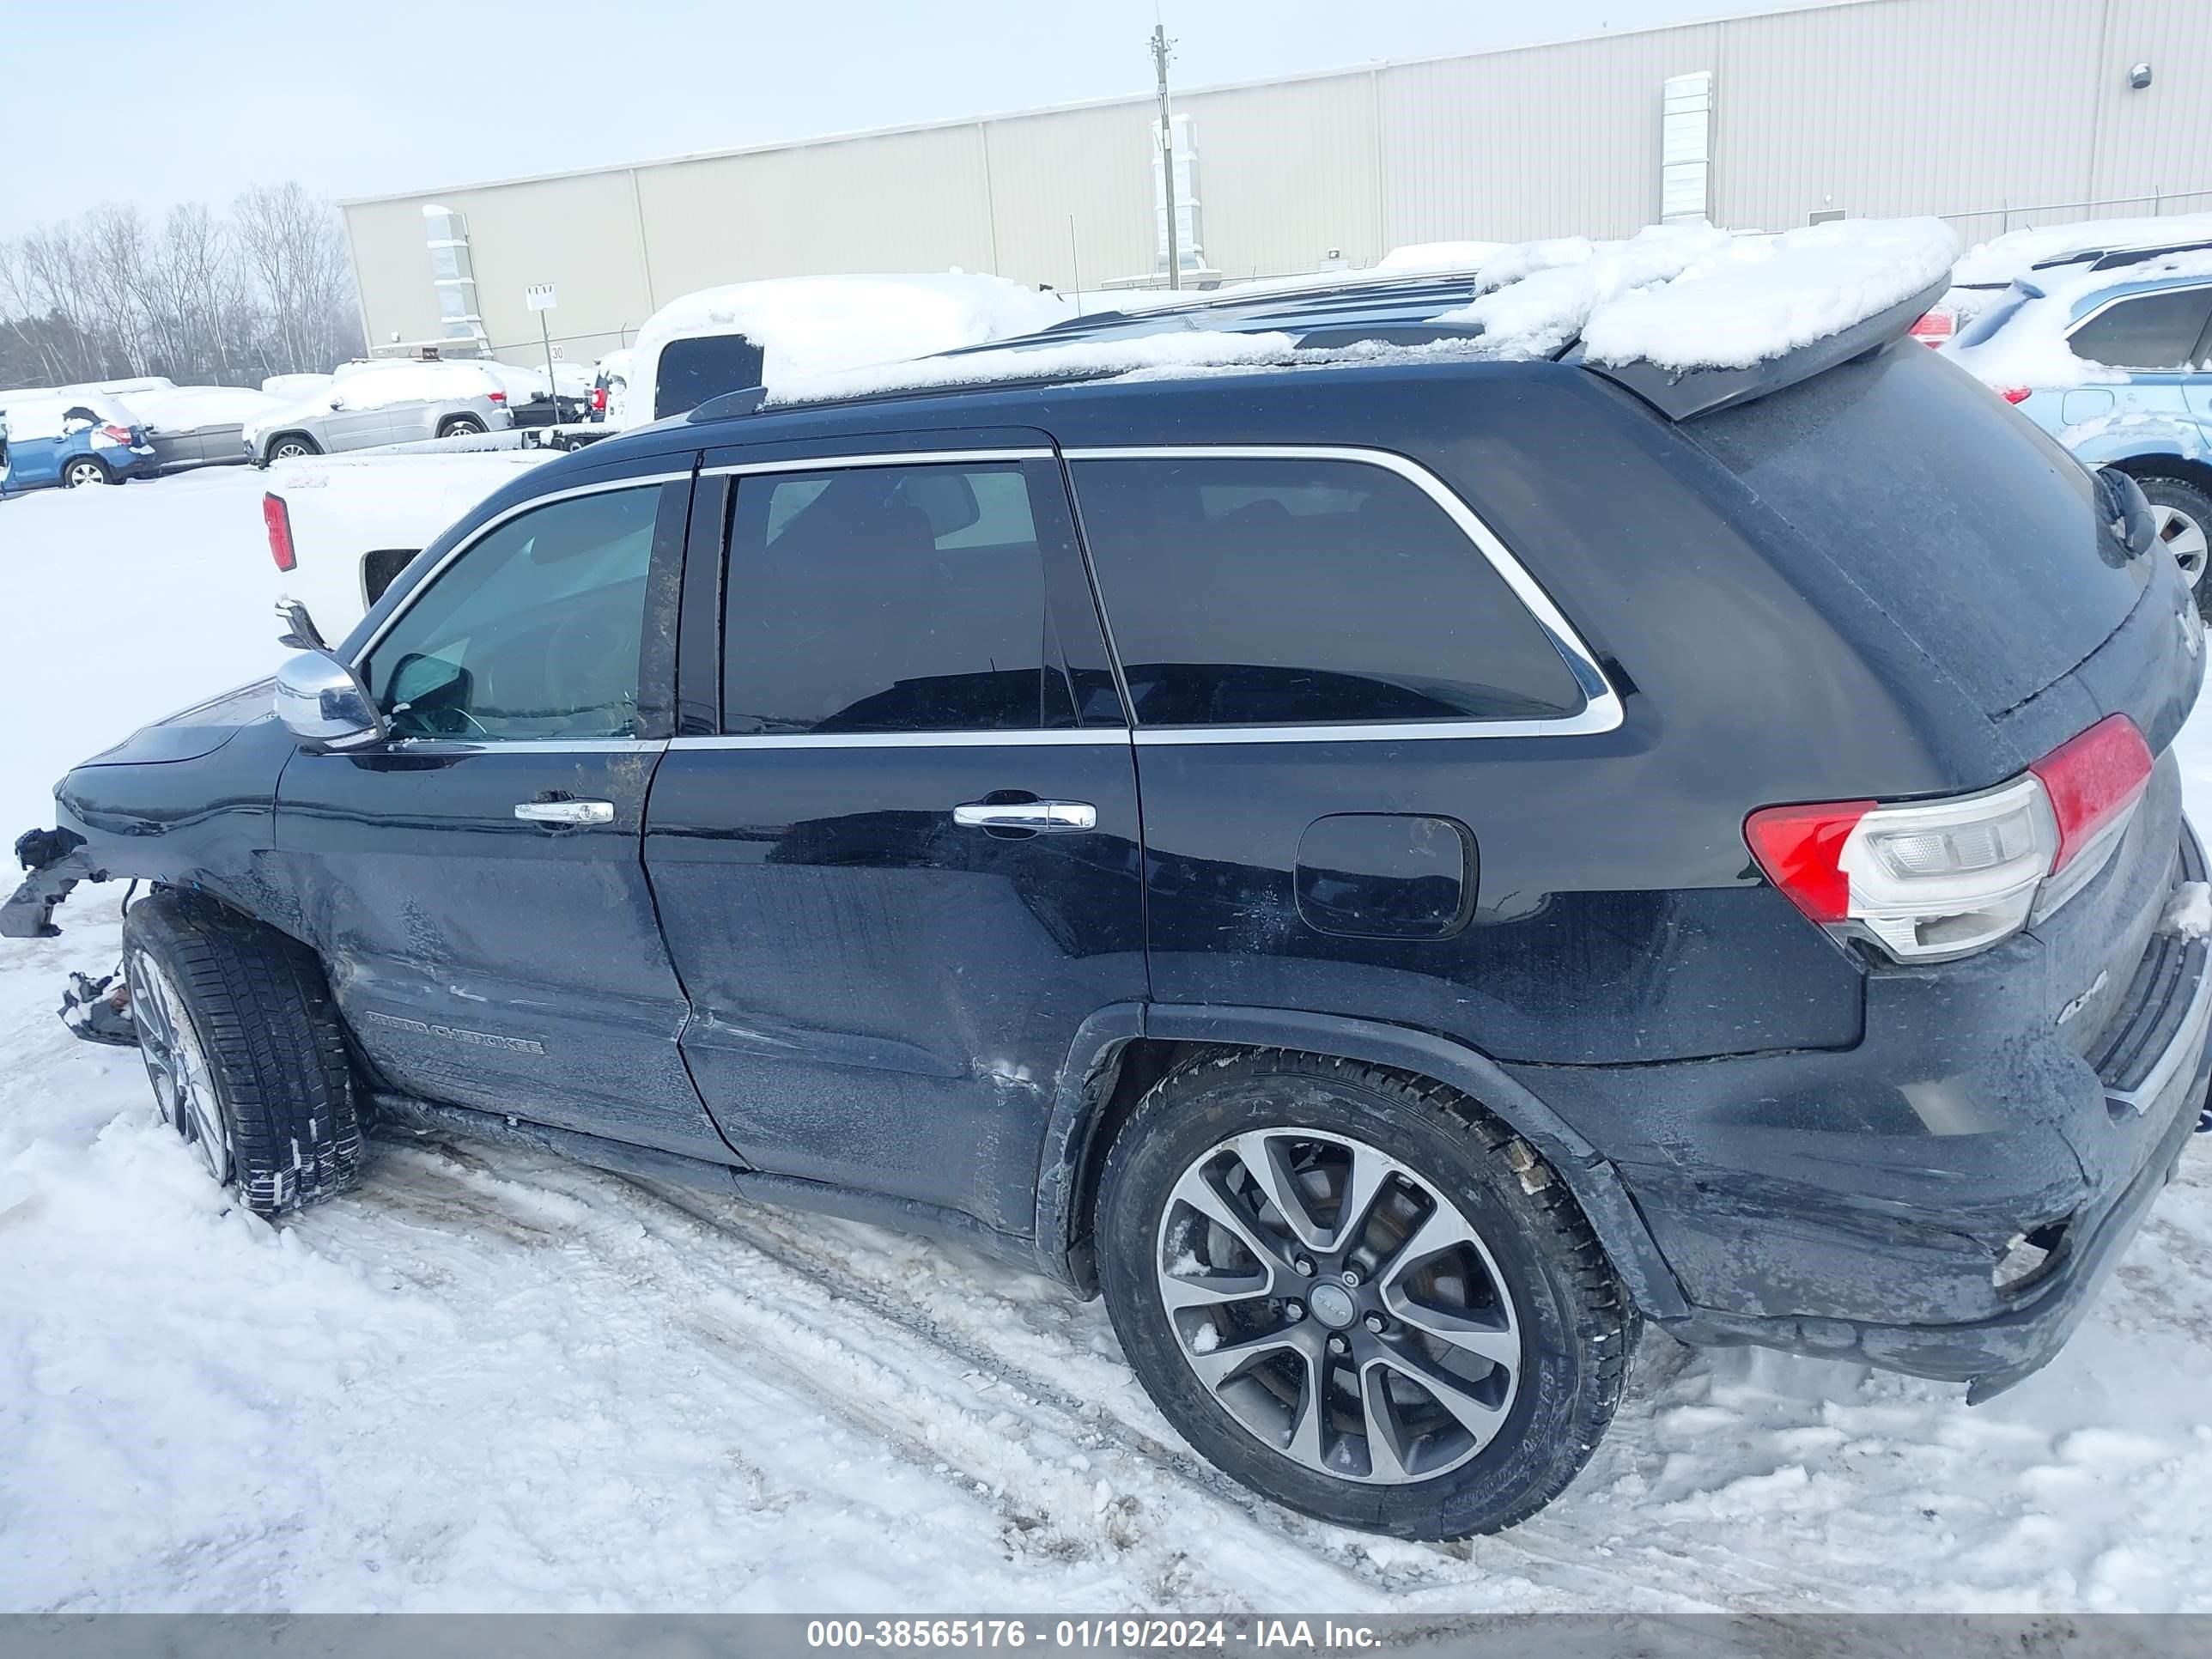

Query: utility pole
<box><xmin>1152</xmin><ymin>22</ymin><xmax>1180</xmax><ymax>291</ymax></box>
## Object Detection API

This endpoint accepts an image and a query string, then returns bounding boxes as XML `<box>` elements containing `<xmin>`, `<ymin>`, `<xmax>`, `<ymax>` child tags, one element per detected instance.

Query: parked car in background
<box><xmin>590</xmin><ymin>349</ymin><xmax>631</xmax><ymax>423</ymax></box>
<box><xmin>1946</xmin><ymin>254</ymin><xmax>2212</xmax><ymax>611</ymax></box>
<box><xmin>0</xmin><ymin>393</ymin><xmax>159</xmax><ymax>493</ymax></box>
<box><xmin>123</xmin><ymin>385</ymin><xmax>288</xmax><ymax>473</ymax></box>
<box><xmin>1918</xmin><ymin>213</ymin><xmax>2212</xmax><ymax>343</ymax></box>
<box><xmin>244</xmin><ymin>362</ymin><xmax>513</xmax><ymax>465</ymax></box>
<box><xmin>619</xmin><ymin>272</ymin><xmax>1070</xmax><ymax>425</ymax></box>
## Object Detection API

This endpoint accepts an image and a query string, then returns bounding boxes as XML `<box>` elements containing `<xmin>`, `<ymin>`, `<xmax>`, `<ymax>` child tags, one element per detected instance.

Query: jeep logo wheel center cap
<box><xmin>1308</xmin><ymin>1281</ymin><xmax>1359</xmax><ymax>1328</ymax></box>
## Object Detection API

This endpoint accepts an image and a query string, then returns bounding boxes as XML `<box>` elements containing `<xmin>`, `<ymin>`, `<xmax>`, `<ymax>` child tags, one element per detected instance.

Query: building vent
<box><xmin>1152</xmin><ymin>113</ymin><xmax>1209</xmax><ymax>278</ymax></box>
<box><xmin>422</xmin><ymin>204</ymin><xmax>489</xmax><ymax>349</ymax></box>
<box><xmin>1660</xmin><ymin>72</ymin><xmax>1713</xmax><ymax>224</ymax></box>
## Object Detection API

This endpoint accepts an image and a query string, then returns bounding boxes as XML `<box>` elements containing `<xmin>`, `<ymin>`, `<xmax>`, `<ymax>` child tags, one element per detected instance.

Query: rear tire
<box><xmin>439</xmin><ymin>416</ymin><xmax>487</xmax><ymax>438</ymax></box>
<box><xmin>1095</xmin><ymin>1049</ymin><xmax>1633</xmax><ymax>1539</ymax></box>
<box><xmin>62</xmin><ymin>457</ymin><xmax>111</xmax><ymax>489</ymax></box>
<box><xmin>122</xmin><ymin>889</ymin><xmax>364</xmax><ymax>1216</ymax></box>
<box><xmin>2135</xmin><ymin>474</ymin><xmax>2212</xmax><ymax>618</ymax></box>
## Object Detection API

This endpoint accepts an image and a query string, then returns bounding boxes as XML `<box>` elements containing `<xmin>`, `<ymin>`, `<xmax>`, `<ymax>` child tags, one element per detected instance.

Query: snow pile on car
<box><xmin>118</xmin><ymin>385</ymin><xmax>285</xmax><ymax>431</ymax></box>
<box><xmin>243</xmin><ymin>362</ymin><xmax>504</xmax><ymax>447</ymax></box>
<box><xmin>624</xmin><ymin>272</ymin><xmax>1074</xmax><ymax>425</ymax></box>
<box><xmin>1944</xmin><ymin>246</ymin><xmax>2212</xmax><ymax>394</ymax></box>
<box><xmin>1952</xmin><ymin>210</ymin><xmax>2212</xmax><ymax>289</ymax></box>
<box><xmin>762</xmin><ymin>217</ymin><xmax>1960</xmax><ymax>406</ymax></box>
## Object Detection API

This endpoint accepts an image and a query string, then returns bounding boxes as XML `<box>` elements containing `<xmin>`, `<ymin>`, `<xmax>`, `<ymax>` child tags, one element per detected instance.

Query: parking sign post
<box><xmin>526</xmin><ymin>283</ymin><xmax>559</xmax><ymax>422</ymax></box>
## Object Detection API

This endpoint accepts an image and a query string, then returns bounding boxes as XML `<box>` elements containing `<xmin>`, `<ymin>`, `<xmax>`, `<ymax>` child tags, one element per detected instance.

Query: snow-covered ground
<box><xmin>3</xmin><ymin>466</ymin><xmax>2211</xmax><ymax>1613</ymax></box>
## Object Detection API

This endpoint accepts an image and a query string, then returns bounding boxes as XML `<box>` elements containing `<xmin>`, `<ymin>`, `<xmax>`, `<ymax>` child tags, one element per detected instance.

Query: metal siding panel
<box><xmin>1178</xmin><ymin>75</ymin><xmax>1382</xmax><ymax>277</ymax></box>
<box><xmin>984</xmin><ymin>104</ymin><xmax>1157</xmax><ymax>289</ymax></box>
<box><xmin>2093</xmin><ymin>0</ymin><xmax>2212</xmax><ymax>216</ymax></box>
<box><xmin>635</xmin><ymin>125</ymin><xmax>998</xmax><ymax>298</ymax></box>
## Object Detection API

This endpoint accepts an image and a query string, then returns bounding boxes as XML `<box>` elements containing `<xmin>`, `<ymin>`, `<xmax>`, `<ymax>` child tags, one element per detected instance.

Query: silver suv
<box><xmin>245</xmin><ymin>363</ymin><xmax>514</xmax><ymax>465</ymax></box>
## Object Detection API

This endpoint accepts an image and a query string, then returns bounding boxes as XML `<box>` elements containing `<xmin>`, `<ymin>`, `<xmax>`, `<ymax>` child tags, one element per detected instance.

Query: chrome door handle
<box><xmin>951</xmin><ymin>799</ymin><xmax>1097</xmax><ymax>833</ymax></box>
<box><xmin>514</xmin><ymin>799</ymin><xmax>614</xmax><ymax>826</ymax></box>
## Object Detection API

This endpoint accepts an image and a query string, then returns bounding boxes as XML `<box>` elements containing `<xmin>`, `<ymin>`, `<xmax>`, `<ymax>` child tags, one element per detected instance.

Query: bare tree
<box><xmin>0</xmin><ymin>182</ymin><xmax>364</xmax><ymax>389</ymax></box>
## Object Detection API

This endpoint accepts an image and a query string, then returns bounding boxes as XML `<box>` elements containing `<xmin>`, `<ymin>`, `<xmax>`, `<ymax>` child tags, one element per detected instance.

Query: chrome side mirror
<box><xmin>275</xmin><ymin>650</ymin><xmax>385</xmax><ymax>750</ymax></box>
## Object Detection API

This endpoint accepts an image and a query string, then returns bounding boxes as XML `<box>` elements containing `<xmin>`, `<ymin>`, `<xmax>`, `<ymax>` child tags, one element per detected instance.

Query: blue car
<box><xmin>1948</xmin><ymin>253</ymin><xmax>2212</xmax><ymax>612</ymax></box>
<box><xmin>0</xmin><ymin>392</ymin><xmax>160</xmax><ymax>495</ymax></box>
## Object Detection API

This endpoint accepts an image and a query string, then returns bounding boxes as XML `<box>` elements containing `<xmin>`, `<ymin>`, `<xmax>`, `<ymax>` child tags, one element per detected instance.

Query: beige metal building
<box><xmin>340</xmin><ymin>0</ymin><xmax>2212</xmax><ymax>371</ymax></box>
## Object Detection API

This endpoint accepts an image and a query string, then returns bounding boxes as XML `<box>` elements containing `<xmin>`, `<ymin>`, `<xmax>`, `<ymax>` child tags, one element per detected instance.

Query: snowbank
<box><xmin>623</xmin><ymin>272</ymin><xmax>1074</xmax><ymax>423</ymax></box>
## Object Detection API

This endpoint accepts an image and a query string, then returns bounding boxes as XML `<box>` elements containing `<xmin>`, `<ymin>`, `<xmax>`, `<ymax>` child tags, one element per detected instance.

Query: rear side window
<box><xmin>2067</xmin><ymin>288</ymin><xmax>2212</xmax><ymax>369</ymax></box>
<box><xmin>722</xmin><ymin>461</ymin><xmax>1051</xmax><ymax>734</ymax></box>
<box><xmin>1068</xmin><ymin>455</ymin><xmax>1585</xmax><ymax>727</ymax></box>
<box><xmin>654</xmin><ymin>333</ymin><xmax>767</xmax><ymax>420</ymax></box>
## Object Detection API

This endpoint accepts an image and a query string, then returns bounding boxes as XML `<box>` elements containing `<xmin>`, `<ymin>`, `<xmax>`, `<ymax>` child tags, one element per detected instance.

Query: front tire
<box><xmin>2136</xmin><ymin>474</ymin><xmax>2212</xmax><ymax>617</ymax></box>
<box><xmin>1095</xmin><ymin>1050</ymin><xmax>1633</xmax><ymax>1538</ymax></box>
<box><xmin>123</xmin><ymin>890</ymin><xmax>364</xmax><ymax>1216</ymax></box>
<box><xmin>266</xmin><ymin>434</ymin><xmax>320</xmax><ymax>462</ymax></box>
<box><xmin>62</xmin><ymin>457</ymin><xmax>111</xmax><ymax>489</ymax></box>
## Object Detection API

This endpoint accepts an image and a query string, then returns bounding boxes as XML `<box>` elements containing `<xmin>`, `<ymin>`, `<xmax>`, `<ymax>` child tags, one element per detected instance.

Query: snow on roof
<box><xmin>118</xmin><ymin>385</ymin><xmax>285</xmax><ymax>431</ymax></box>
<box><xmin>1952</xmin><ymin>211</ymin><xmax>2212</xmax><ymax>288</ymax></box>
<box><xmin>623</xmin><ymin>272</ymin><xmax>1074</xmax><ymax>424</ymax></box>
<box><xmin>754</xmin><ymin>217</ymin><xmax>1961</xmax><ymax>408</ymax></box>
<box><xmin>1574</xmin><ymin>217</ymin><xmax>1958</xmax><ymax>372</ymax></box>
<box><xmin>1943</xmin><ymin>246</ymin><xmax>2212</xmax><ymax>393</ymax></box>
<box><xmin>1374</xmin><ymin>240</ymin><xmax>1508</xmax><ymax>276</ymax></box>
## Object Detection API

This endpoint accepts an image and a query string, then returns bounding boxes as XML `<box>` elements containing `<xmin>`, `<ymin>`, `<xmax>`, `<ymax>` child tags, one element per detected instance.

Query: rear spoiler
<box><xmin>1568</xmin><ymin>275</ymin><xmax>1954</xmax><ymax>421</ymax></box>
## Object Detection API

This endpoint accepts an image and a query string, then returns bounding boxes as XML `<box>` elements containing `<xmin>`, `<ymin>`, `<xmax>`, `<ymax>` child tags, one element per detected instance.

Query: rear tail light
<box><xmin>99</xmin><ymin>422</ymin><xmax>134</xmax><ymax>443</ymax></box>
<box><xmin>1999</xmin><ymin>386</ymin><xmax>2033</xmax><ymax>404</ymax></box>
<box><xmin>1746</xmin><ymin>714</ymin><xmax>2154</xmax><ymax>963</ymax></box>
<box><xmin>1909</xmin><ymin>309</ymin><xmax>1954</xmax><ymax>346</ymax></box>
<box><xmin>592</xmin><ymin>386</ymin><xmax>607</xmax><ymax>412</ymax></box>
<box><xmin>486</xmin><ymin>389</ymin><xmax>507</xmax><ymax>404</ymax></box>
<box><xmin>264</xmin><ymin>492</ymin><xmax>296</xmax><ymax>573</ymax></box>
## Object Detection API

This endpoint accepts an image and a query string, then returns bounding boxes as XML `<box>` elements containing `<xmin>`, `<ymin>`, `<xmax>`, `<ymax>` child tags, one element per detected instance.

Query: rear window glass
<box><xmin>1070</xmin><ymin>455</ymin><xmax>1585</xmax><ymax>727</ymax></box>
<box><xmin>1687</xmin><ymin>344</ymin><xmax>2148</xmax><ymax>717</ymax></box>
<box><xmin>655</xmin><ymin>334</ymin><xmax>766</xmax><ymax>421</ymax></box>
<box><xmin>2067</xmin><ymin>287</ymin><xmax>2212</xmax><ymax>369</ymax></box>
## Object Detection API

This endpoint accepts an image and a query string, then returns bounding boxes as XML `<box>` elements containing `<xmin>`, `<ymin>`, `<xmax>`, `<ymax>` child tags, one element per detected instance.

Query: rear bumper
<box><xmin>1520</xmin><ymin>812</ymin><xmax>2212</xmax><ymax>1395</ymax></box>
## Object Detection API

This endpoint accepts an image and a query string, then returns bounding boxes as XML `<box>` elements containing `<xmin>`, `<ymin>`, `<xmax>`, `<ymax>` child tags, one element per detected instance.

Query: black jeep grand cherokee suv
<box><xmin>9</xmin><ymin>269</ymin><xmax>2209</xmax><ymax>1540</ymax></box>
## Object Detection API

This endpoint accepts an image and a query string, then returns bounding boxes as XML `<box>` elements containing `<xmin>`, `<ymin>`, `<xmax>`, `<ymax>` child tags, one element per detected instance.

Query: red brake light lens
<box><xmin>2029</xmin><ymin>714</ymin><xmax>2153</xmax><ymax>874</ymax></box>
<box><xmin>592</xmin><ymin>386</ymin><xmax>607</xmax><ymax>411</ymax></box>
<box><xmin>263</xmin><ymin>493</ymin><xmax>296</xmax><ymax>573</ymax></box>
<box><xmin>1744</xmin><ymin>801</ymin><xmax>1874</xmax><ymax>924</ymax></box>
<box><xmin>1909</xmin><ymin>310</ymin><xmax>1954</xmax><ymax>345</ymax></box>
<box><xmin>2000</xmin><ymin>386</ymin><xmax>2033</xmax><ymax>404</ymax></box>
<box><xmin>486</xmin><ymin>389</ymin><xmax>507</xmax><ymax>404</ymax></box>
<box><xmin>100</xmin><ymin>422</ymin><xmax>134</xmax><ymax>443</ymax></box>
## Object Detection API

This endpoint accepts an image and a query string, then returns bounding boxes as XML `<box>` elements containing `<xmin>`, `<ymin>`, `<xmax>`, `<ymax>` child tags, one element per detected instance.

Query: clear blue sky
<box><xmin>10</xmin><ymin>0</ymin><xmax>1838</xmax><ymax>234</ymax></box>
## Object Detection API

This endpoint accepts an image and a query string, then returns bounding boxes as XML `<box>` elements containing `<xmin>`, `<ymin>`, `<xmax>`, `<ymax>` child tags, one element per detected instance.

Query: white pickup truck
<box><xmin>264</xmin><ymin>271</ymin><xmax>1075</xmax><ymax>637</ymax></box>
<box><xmin>261</xmin><ymin>448</ymin><xmax>558</xmax><ymax>637</ymax></box>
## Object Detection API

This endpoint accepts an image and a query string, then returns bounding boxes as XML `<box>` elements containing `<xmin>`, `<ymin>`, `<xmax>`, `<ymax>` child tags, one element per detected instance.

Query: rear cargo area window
<box><xmin>1069</xmin><ymin>455</ymin><xmax>1584</xmax><ymax>728</ymax></box>
<box><xmin>1686</xmin><ymin>344</ymin><xmax>2149</xmax><ymax>718</ymax></box>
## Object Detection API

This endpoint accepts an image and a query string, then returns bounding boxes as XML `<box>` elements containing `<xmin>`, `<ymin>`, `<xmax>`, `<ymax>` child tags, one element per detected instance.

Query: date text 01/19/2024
<box><xmin>805</xmin><ymin>1620</ymin><xmax>1382</xmax><ymax>1650</ymax></box>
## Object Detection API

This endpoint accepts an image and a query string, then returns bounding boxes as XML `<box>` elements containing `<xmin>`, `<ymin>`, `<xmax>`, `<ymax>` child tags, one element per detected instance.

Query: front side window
<box><xmin>1069</xmin><ymin>455</ymin><xmax>1586</xmax><ymax>728</ymax></box>
<box><xmin>722</xmin><ymin>461</ymin><xmax>1051</xmax><ymax>735</ymax></box>
<box><xmin>2067</xmin><ymin>288</ymin><xmax>2212</xmax><ymax>369</ymax></box>
<box><xmin>362</xmin><ymin>484</ymin><xmax>663</xmax><ymax>741</ymax></box>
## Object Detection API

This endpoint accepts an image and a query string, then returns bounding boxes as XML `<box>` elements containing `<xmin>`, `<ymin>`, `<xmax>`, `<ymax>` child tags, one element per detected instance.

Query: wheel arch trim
<box><xmin>1035</xmin><ymin>1000</ymin><xmax>1688</xmax><ymax>1319</ymax></box>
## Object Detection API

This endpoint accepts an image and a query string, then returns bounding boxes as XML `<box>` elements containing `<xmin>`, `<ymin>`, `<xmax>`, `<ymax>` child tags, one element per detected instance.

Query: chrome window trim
<box><xmin>2063</xmin><ymin>281</ymin><xmax>2212</xmax><ymax>368</ymax></box>
<box><xmin>701</xmin><ymin>447</ymin><xmax>1054</xmax><ymax>479</ymax></box>
<box><xmin>1059</xmin><ymin>443</ymin><xmax>1624</xmax><ymax>742</ymax></box>
<box><xmin>670</xmin><ymin>729</ymin><xmax>1130</xmax><ymax>751</ymax></box>
<box><xmin>376</xmin><ymin>737</ymin><xmax>670</xmax><ymax>757</ymax></box>
<box><xmin>349</xmin><ymin>470</ymin><xmax>692</xmax><ymax>673</ymax></box>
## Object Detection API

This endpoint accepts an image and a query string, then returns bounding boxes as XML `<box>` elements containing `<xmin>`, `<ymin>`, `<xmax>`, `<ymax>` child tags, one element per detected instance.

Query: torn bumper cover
<box><xmin>2</xmin><ymin>827</ymin><xmax>101</xmax><ymax>940</ymax></box>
